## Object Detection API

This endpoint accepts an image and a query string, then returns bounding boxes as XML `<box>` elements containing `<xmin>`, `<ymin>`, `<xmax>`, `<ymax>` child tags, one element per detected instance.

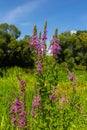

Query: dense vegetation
<box><xmin>0</xmin><ymin>23</ymin><xmax>34</xmax><ymax>67</ymax></box>
<box><xmin>0</xmin><ymin>67</ymin><xmax>87</xmax><ymax>129</ymax></box>
<box><xmin>0</xmin><ymin>22</ymin><xmax>87</xmax><ymax>129</ymax></box>
<box><xmin>0</xmin><ymin>23</ymin><xmax>87</xmax><ymax>68</ymax></box>
<box><xmin>59</xmin><ymin>30</ymin><xmax>87</xmax><ymax>69</ymax></box>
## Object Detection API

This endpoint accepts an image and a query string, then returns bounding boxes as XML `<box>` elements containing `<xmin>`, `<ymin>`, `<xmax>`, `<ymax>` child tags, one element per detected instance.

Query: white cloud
<box><xmin>20</xmin><ymin>22</ymin><xmax>31</xmax><ymax>26</ymax></box>
<box><xmin>1</xmin><ymin>0</ymin><xmax>46</xmax><ymax>24</ymax></box>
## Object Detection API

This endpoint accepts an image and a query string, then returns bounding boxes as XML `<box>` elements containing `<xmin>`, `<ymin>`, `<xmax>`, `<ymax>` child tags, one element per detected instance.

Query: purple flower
<box><xmin>51</xmin><ymin>43</ymin><xmax>60</xmax><ymax>55</ymax></box>
<box><xmin>12</xmin><ymin>117</ymin><xmax>16</xmax><ymax>124</ymax></box>
<box><xmin>30</xmin><ymin>35</ymin><xmax>39</xmax><ymax>49</ymax></box>
<box><xmin>50</xmin><ymin>36</ymin><xmax>60</xmax><ymax>61</ymax></box>
<box><xmin>30</xmin><ymin>34</ymin><xmax>45</xmax><ymax>56</ymax></box>
<box><xmin>10</xmin><ymin>98</ymin><xmax>22</xmax><ymax>118</ymax></box>
<box><xmin>19</xmin><ymin>111</ymin><xmax>26</xmax><ymax>117</ymax></box>
<box><xmin>30</xmin><ymin>108</ymin><xmax>36</xmax><ymax>117</ymax></box>
<box><xmin>19</xmin><ymin>119</ymin><xmax>26</xmax><ymax>127</ymax></box>
<box><xmin>15</xmin><ymin>98</ymin><xmax>22</xmax><ymax>112</ymax></box>
<box><xmin>68</xmin><ymin>72</ymin><xmax>77</xmax><ymax>87</ymax></box>
<box><xmin>49</xmin><ymin>89</ymin><xmax>57</xmax><ymax>101</ymax></box>
<box><xmin>49</xmin><ymin>94</ymin><xmax>56</xmax><ymax>101</ymax></box>
<box><xmin>19</xmin><ymin>79</ymin><xmax>26</xmax><ymax>87</ymax></box>
<box><xmin>32</xmin><ymin>95</ymin><xmax>40</xmax><ymax>107</ymax></box>
<box><xmin>10</xmin><ymin>105</ymin><xmax>17</xmax><ymax>114</ymax></box>
<box><xmin>68</xmin><ymin>72</ymin><xmax>77</xmax><ymax>81</ymax></box>
<box><xmin>36</xmin><ymin>61</ymin><xmax>43</xmax><ymax>74</ymax></box>
<box><xmin>36</xmin><ymin>43</ymin><xmax>42</xmax><ymax>54</ymax></box>
<box><xmin>42</xmin><ymin>30</ymin><xmax>47</xmax><ymax>42</ymax></box>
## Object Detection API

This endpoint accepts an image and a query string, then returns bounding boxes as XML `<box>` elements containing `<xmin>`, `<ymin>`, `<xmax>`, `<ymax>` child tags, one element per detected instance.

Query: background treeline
<box><xmin>0</xmin><ymin>23</ymin><xmax>87</xmax><ymax>69</ymax></box>
<box><xmin>59</xmin><ymin>30</ymin><xmax>87</xmax><ymax>69</ymax></box>
<box><xmin>0</xmin><ymin>23</ymin><xmax>34</xmax><ymax>68</ymax></box>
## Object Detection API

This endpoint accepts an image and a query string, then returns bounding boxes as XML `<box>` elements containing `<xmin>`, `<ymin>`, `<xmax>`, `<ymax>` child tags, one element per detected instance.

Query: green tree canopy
<box><xmin>0</xmin><ymin>23</ymin><xmax>21</xmax><ymax>39</ymax></box>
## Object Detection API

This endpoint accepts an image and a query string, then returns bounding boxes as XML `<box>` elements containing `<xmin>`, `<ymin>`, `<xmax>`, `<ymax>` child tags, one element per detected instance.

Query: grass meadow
<box><xmin>0</xmin><ymin>66</ymin><xmax>87</xmax><ymax>130</ymax></box>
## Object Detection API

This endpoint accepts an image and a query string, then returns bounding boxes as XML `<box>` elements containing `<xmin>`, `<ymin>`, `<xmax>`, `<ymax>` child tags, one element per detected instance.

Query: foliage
<box><xmin>0</xmin><ymin>67</ymin><xmax>87</xmax><ymax>130</ymax></box>
<box><xmin>0</xmin><ymin>23</ymin><xmax>34</xmax><ymax>68</ymax></box>
<box><xmin>1</xmin><ymin>23</ymin><xmax>85</xmax><ymax>130</ymax></box>
<box><xmin>0</xmin><ymin>23</ymin><xmax>21</xmax><ymax>39</ymax></box>
<box><xmin>59</xmin><ymin>31</ymin><xmax>87</xmax><ymax>69</ymax></box>
<box><xmin>0</xmin><ymin>22</ymin><xmax>87</xmax><ymax>68</ymax></box>
<box><xmin>0</xmin><ymin>22</ymin><xmax>87</xmax><ymax>130</ymax></box>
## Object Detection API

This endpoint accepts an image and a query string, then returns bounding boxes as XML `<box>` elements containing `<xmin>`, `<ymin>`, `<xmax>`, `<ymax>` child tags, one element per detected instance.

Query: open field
<box><xmin>0</xmin><ymin>67</ymin><xmax>87</xmax><ymax>130</ymax></box>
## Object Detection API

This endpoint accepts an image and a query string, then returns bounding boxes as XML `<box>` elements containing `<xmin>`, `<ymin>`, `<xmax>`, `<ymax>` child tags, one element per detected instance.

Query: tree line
<box><xmin>0</xmin><ymin>23</ymin><xmax>87</xmax><ymax>68</ymax></box>
<box><xmin>59</xmin><ymin>30</ymin><xmax>87</xmax><ymax>69</ymax></box>
<box><xmin>0</xmin><ymin>23</ymin><xmax>34</xmax><ymax>67</ymax></box>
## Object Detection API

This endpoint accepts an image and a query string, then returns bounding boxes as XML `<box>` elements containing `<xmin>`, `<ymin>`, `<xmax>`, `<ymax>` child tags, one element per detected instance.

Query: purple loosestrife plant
<box><xmin>30</xmin><ymin>23</ymin><xmax>85</xmax><ymax>129</ymax></box>
<box><xmin>50</xmin><ymin>28</ymin><xmax>61</xmax><ymax>62</ymax></box>
<box><xmin>42</xmin><ymin>21</ymin><xmax>47</xmax><ymax>56</ymax></box>
<box><xmin>49</xmin><ymin>87</ymin><xmax>57</xmax><ymax>102</ymax></box>
<box><xmin>66</xmin><ymin>65</ymin><xmax>77</xmax><ymax>92</ymax></box>
<box><xmin>30</xmin><ymin>22</ymin><xmax>62</xmax><ymax>129</ymax></box>
<box><xmin>30</xmin><ymin>94</ymin><xmax>41</xmax><ymax>119</ymax></box>
<box><xmin>36</xmin><ymin>61</ymin><xmax>43</xmax><ymax>74</ymax></box>
<box><xmin>10</xmin><ymin>98</ymin><xmax>27</xmax><ymax>128</ymax></box>
<box><xmin>32</xmin><ymin>95</ymin><xmax>41</xmax><ymax>107</ymax></box>
<box><xmin>10</xmin><ymin>75</ymin><xmax>27</xmax><ymax>129</ymax></box>
<box><xmin>68</xmin><ymin>71</ymin><xmax>77</xmax><ymax>87</ymax></box>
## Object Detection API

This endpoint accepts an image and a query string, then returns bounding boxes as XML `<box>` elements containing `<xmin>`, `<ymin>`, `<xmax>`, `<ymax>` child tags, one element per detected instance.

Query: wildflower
<box><xmin>30</xmin><ymin>35</ymin><xmax>39</xmax><ymax>49</ymax></box>
<box><xmin>49</xmin><ymin>88</ymin><xmax>57</xmax><ymax>101</ymax></box>
<box><xmin>32</xmin><ymin>95</ymin><xmax>41</xmax><ymax>107</ymax></box>
<box><xmin>15</xmin><ymin>98</ymin><xmax>22</xmax><ymax>106</ymax></box>
<box><xmin>42</xmin><ymin>21</ymin><xmax>47</xmax><ymax>42</ymax></box>
<box><xmin>12</xmin><ymin>117</ymin><xmax>16</xmax><ymax>124</ymax></box>
<box><xmin>30</xmin><ymin>108</ymin><xmax>36</xmax><ymax>117</ymax></box>
<box><xmin>36</xmin><ymin>61</ymin><xmax>43</xmax><ymax>74</ymax></box>
<box><xmin>68</xmin><ymin>72</ymin><xmax>77</xmax><ymax>86</ymax></box>
<box><xmin>10</xmin><ymin>105</ymin><xmax>17</xmax><ymax>114</ymax></box>
<box><xmin>51</xmin><ymin>43</ymin><xmax>60</xmax><ymax>55</ymax></box>
<box><xmin>50</xmin><ymin>34</ymin><xmax>60</xmax><ymax>62</ymax></box>
<box><xmin>15</xmin><ymin>98</ymin><xmax>22</xmax><ymax>112</ymax></box>
<box><xmin>10</xmin><ymin>99</ymin><xmax>22</xmax><ymax>114</ymax></box>
<box><xmin>19</xmin><ymin>119</ymin><xmax>26</xmax><ymax>127</ymax></box>
<box><xmin>19</xmin><ymin>111</ymin><xmax>26</xmax><ymax>117</ymax></box>
<box><xmin>19</xmin><ymin>79</ymin><xmax>26</xmax><ymax>87</ymax></box>
<box><xmin>42</xmin><ymin>30</ymin><xmax>47</xmax><ymax>42</ymax></box>
<box><xmin>68</xmin><ymin>72</ymin><xmax>77</xmax><ymax>81</ymax></box>
<box><xmin>10</xmin><ymin>97</ymin><xmax>27</xmax><ymax>128</ymax></box>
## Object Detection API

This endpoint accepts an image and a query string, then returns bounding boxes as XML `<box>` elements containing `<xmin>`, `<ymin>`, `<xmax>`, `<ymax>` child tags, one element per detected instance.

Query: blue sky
<box><xmin>0</xmin><ymin>0</ymin><xmax>87</xmax><ymax>42</ymax></box>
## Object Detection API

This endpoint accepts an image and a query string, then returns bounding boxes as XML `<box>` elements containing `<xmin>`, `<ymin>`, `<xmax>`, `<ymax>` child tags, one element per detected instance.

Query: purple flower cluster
<box><xmin>30</xmin><ymin>26</ymin><xmax>48</xmax><ymax>75</ymax></box>
<box><xmin>10</xmin><ymin>98</ymin><xmax>22</xmax><ymax>114</ymax></box>
<box><xmin>31</xmin><ymin>95</ymin><xmax>41</xmax><ymax>117</ymax></box>
<box><xmin>10</xmin><ymin>98</ymin><xmax>27</xmax><ymax>127</ymax></box>
<box><xmin>50</xmin><ymin>37</ymin><xmax>60</xmax><ymax>56</ymax></box>
<box><xmin>32</xmin><ymin>95</ymin><xmax>41</xmax><ymax>107</ymax></box>
<box><xmin>30</xmin><ymin>24</ymin><xmax>48</xmax><ymax>55</ymax></box>
<box><xmin>36</xmin><ymin>61</ymin><xmax>43</xmax><ymax>74</ymax></box>
<box><xmin>30</xmin><ymin>35</ymin><xmax>39</xmax><ymax>49</ymax></box>
<box><xmin>30</xmin><ymin>34</ymin><xmax>45</xmax><ymax>56</ymax></box>
<box><xmin>42</xmin><ymin>30</ymin><xmax>47</xmax><ymax>42</ymax></box>
<box><xmin>68</xmin><ymin>72</ymin><xmax>77</xmax><ymax>86</ymax></box>
<box><xmin>19</xmin><ymin>79</ymin><xmax>26</xmax><ymax>92</ymax></box>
